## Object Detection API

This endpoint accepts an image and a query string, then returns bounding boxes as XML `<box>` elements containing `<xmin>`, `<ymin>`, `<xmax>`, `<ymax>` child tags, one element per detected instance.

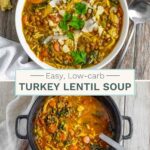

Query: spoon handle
<box><xmin>99</xmin><ymin>134</ymin><xmax>125</xmax><ymax>150</ymax></box>
<box><xmin>116</xmin><ymin>23</ymin><xmax>136</xmax><ymax>69</ymax></box>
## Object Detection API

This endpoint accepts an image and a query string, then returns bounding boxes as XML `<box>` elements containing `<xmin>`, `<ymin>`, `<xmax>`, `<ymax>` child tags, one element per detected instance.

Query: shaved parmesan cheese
<box><xmin>90</xmin><ymin>0</ymin><xmax>95</xmax><ymax>5</ymax></box>
<box><xmin>92</xmin><ymin>16</ymin><xmax>96</xmax><ymax>22</ymax></box>
<box><xmin>53</xmin><ymin>26</ymin><xmax>63</xmax><ymax>34</ymax></box>
<box><xmin>82</xmin><ymin>19</ymin><xmax>94</xmax><ymax>32</ymax></box>
<box><xmin>43</xmin><ymin>36</ymin><xmax>52</xmax><ymax>45</ymax></box>
<box><xmin>96</xmin><ymin>6</ymin><xmax>104</xmax><ymax>20</ymax></box>
<box><xmin>59</xmin><ymin>10</ymin><xmax>65</xmax><ymax>16</ymax></box>
<box><xmin>58</xmin><ymin>39</ymin><xmax>65</xmax><ymax>45</ymax></box>
<box><xmin>53</xmin><ymin>35</ymin><xmax>67</xmax><ymax>40</ymax></box>
<box><xmin>49</xmin><ymin>0</ymin><xmax>61</xmax><ymax>7</ymax></box>
<box><xmin>49</xmin><ymin>1</ymin><xmax>56</xmax><ymax>7</ymax></box>
<box><xmin>74</xmin><ymin>31</ymin><xmax>82</xmax><ymax>50</ymax></box>
<box><xmin>98</xmin><ymin>6</ymin><xmax>105</xmax><ymax>15</ymax></box>
<box><xmin>48</xmin><ymin>20</ymin><xmax>56</xmax><ymax>27</ymax></box>
<box><xmin>63</xmin><ymin>0</ymin><xmax>67</xmax><ymax>3</ymax></box>
<box><xmin>82</xmin><ymin>19</ymin><xmax>98</xmax><ymax>32</ymax></box>
<box><xmin>63</xmin><ymin>45</ymin><xmax>70</xmax><ymax>53</ymax></box>
<box><xmin>98</xmin><ymin>26</ymin><xmax>104</xmax><ymax>36</ymax></box>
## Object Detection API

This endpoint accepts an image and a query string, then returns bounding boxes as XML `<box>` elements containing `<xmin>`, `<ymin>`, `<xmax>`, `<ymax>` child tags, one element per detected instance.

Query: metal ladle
<box><xmin>99</xmin><ymin>134</ymin><xmax>125</xmax><ymax>150</ymax></box>
<box><xmin>116</xmin><ymin>0</ymin><xmax>150</xmax><ymax>68</ymax></box>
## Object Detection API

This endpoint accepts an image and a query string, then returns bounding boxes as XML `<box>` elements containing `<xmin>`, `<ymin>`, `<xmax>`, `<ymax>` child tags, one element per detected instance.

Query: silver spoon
<box><xmin>116</xmin><ymin>0</ymin><xmax>150</xmax><ymax>68</ymax></box>
<box><xmin>99</xmin><ymin>133</ymin><xmax>125</xmax><ymax>150</ymax></box>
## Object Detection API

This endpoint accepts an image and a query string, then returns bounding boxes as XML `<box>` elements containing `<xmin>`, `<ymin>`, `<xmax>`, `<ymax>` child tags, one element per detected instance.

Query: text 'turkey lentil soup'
<box><xmin>33</xmin><ymin>96</ymin><xmax>115</xmax><ymax>150</ymax></box>
<box><xmin>23</xmin><ymin>0</ymin><xmax>123</xmax><ymax>68</ymax></box>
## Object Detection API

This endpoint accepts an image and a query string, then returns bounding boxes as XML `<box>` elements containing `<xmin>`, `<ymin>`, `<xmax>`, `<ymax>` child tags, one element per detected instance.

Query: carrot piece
<box><xmin>49</xmin><ymin>99</ymin><xmax>56</xmax><ymax>108</ymax></box>
<box><xmin>22</xmin><ymin>15</ymin><xmax>28</xmax><ymax>26</ymax></box>
<box><xmin>69</xmin><ymin>145</ymin><xmax>78</xmax><ymax>150</ymax></box>
<box><xmin>53</xmin><ymin>41</ymin><xmax>60</xmax><ymax>52</ymax></box>
<box><xmin>69</xmin><ymin>129</ymin><xmax>74</xmax><ymax>136</ymax></box>
<box><xmin>85</xmin><ymin>146</ymin><xmax>90</xmax><ymax>150</ymax></box>
<box><xmin>49</xmin><ymin>15</ymin><xmax>61</xmax><ymax>23</ymax></box>
<box><xmin>29</xmin><ymin>0</ymin><xmax>43</xmax><ymax>4</ymax></box>
<box><xmin>60</xmin><ymin>133</ymin><xmax>67</xmax><ymax>141</ymax></box>
<box><xmin>118</xmin><ymin>6</ymin><xmax>123</xmax><ymax>17</ymax></box>
<box><xmin>39</xmin><ymin>50</ymin><xmax>48</xmax><ymax>61</ymax></box>
<box><xmin>41</xmin><ymin>50</ymin><xmax>49</xmax><ymax>57</ymax></box>
<box><xmin>48</xmin><ymin>124</ymin><xmax>57</xmax><ymax>133</ymax></box>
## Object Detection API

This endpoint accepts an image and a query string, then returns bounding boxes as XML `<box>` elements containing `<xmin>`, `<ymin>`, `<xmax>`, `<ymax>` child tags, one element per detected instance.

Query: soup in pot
<box><xmin>33</xmin><ymin>96</ymin><xmax>115</xmax><ymax>150</ymax></box>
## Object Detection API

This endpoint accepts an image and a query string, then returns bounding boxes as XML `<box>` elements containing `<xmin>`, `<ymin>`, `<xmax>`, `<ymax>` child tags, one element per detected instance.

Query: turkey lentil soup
<box><xmin>23</xmin><ymin>0</ymin><xmax>123</xmax><ymax>68</ymax></box>
<box><xmin>33</xmin><ymin>96</ymin><xmax>114</xmax><ymax>150</ymax></box>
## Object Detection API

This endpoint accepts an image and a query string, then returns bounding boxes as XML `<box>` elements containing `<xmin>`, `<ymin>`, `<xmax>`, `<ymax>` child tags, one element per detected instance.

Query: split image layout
<box><xmin>0</xmin><ymin>0</ymin><xmax>150</xmax><ymax>150</ymax></box>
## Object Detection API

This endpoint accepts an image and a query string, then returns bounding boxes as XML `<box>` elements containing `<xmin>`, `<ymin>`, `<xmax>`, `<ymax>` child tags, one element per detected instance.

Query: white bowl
<box><xmin>15</xmin><ymin>0</ymin><xmax>129</xmax><ymax>69</ymax></box>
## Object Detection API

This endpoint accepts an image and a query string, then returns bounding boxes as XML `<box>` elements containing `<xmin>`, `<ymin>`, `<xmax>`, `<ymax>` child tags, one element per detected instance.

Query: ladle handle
<box><xmin>116</xmin><ymin>23</ymin><xmax>136</xmax><ymax>68</ymax></box>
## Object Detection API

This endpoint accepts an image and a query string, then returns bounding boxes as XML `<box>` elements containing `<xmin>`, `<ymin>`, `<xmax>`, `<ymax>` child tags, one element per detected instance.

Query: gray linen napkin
<box><xmin>0</xmin><ymin>96</ymin><xmax>38</xmax><ymax>150</ymax></box>
<box><xmin>0</xmin><ymin>36</ymin><xmax>40</xmax><ymax>81</ymax></box>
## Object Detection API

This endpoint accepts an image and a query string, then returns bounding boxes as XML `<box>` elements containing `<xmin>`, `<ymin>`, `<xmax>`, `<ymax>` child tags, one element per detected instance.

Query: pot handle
<box><xmin>15</xmin><ymin>115</ymin><xmax>28</xmax><ymax>139</ymax></box>
<box><xmin>122</xmin><ymin>116</ymin><xmax>133</xmax><ymax>140</ymax></box>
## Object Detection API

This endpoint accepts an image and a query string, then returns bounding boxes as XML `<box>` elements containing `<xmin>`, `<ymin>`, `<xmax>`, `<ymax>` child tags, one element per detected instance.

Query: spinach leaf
<box><xmin>57</xmin><ymin>107</ymin><xmax>69</xmax><ymax>117</ymax></box>
<box><xmin>71</xmin><ymin>50</ymin><xmax>87</xmax><ymax>65</ymax></box>
<box><xmin>69</xmin><ymin>16</ymin><xmax>85</xmax><ymax>30</ymax></box>
<box><xmin>92</xmin><ymin>111</ymin><xmax>104</xmax><ymax>118</ymax></box>
<box><xmin>75</xmin><ymin>2</ymin><xmax>87</xmax><ymax>14</ymax></box>
<box><xmin>90</xmin><ymin>144</ymin><xmax>104</xmax><ymax>150</ymax></box>
<box><xmin>110</xmin><ymin>0</ymin><xmax>119</xmax><ymax>6</ymax></box>
<box><xmin>58</xmin><ymin>121</ymin><xmax>66</xmax><ymax>130</ymax></box>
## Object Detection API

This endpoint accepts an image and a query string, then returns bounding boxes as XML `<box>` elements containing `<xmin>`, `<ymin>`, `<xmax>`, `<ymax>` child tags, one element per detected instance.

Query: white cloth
<box><xmin>0</xmin><ymin>96</ymin><xmax>37</xmax><ymax>150</ymax></box>
<box><xmin>0</xmin><ymin>37</ymin><xmax>40</xmax><ymax>81</ymax></box>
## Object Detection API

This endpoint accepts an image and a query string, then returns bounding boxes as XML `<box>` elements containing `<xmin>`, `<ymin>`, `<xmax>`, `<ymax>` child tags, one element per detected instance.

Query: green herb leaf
<box><xmin>63</xmin><ymin>12</ymin><xmax>72</xmax><ymax>21</ymax></box>
<box><xmin>90</xmin><ymin>144</ymin><xmax>103</xmax><ymax>150</ymax></box>
<box><xmin>59</xmin><ymin>20</ymin><xmax>68</xmax><ymax>31</ymax></box>
<box><xmin>67</xmin><ymin>32</ymin><xmax>74</xmax><ymax>40</ymax></box>
<box><xmin>59</xmin><ymin>12</ymin><xmax>72</xmax><ymax>31</ymax></box>
<box><xmin>71</xmin><ymin>50</ymin><xmax>87</xmax><ymax>65</ymax></box>
<box><xmin>75</xmin><ymin>2</ymin><xmax>87</xmax><ymax>14</ymax></box>
<box><xmin>69</xmin><ymin>16</ymin><xmax>85</xmax><ymax>30</ymax></box>
<box><xmin>57</xmin><ymin>107</ymin><xmax>69</xmax><ymax>117</ymax></box>
<box><xmin>58</xmin><ymin>121</ymin><xmax>66</xmax><ymax>130</ymax></box>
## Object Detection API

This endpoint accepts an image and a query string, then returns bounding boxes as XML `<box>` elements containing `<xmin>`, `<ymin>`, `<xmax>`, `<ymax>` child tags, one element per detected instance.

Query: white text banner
<box><xmin>16</xmin><ymin>70</ymin><xmax>135</xmax><ymax>96</ymax></box>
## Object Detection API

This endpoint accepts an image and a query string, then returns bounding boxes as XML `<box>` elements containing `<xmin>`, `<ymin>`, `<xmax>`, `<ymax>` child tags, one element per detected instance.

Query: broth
<box><xmin>22</xmin><ymin>0</ymin><xmax>123</xmax><ymax>68</ymax></box>
<box><xmin>33</xmin><ymin>96</ymin><xmax>114</xmax><ymax>150</ymax></box>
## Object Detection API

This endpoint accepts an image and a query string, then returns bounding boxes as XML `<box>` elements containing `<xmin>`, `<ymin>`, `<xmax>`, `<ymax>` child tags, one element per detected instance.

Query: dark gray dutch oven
<box><xmin>15</xmin><ymin>96</ymin><xmax>133</xmax><ymax>150</ymax></box>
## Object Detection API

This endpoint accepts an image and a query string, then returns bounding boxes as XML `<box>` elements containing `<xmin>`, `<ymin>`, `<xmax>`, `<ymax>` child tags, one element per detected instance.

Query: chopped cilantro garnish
<box><xmin>67</xmin><ymin>32</ymin><xmax>74</xmax><ymax>40</ymax></box>
<box><xmin>59</xmin><ymin>12</ymin><xmax>72</xmax><ymax>31</ymax></box>
<box><xmin>69</xmin><ymin>16</ymin><xmax>85</xmax><ymax>30</ymax></box>
<box><xmin>59</xmin><ymin>20</ymin><xmax>68</xmax><ymax>31</ymax></box>
<box><xmin>63</xmin><ymin>12</ymin><xmax>72</xmax><ymax>21</ymax></box>
<box><xmin>71</xmin><ymin>50</ymin><xmax>87</xmax><ymax>65</ymax></box>
<box><xmin>75</xmin><ymin>2</ymin><xmax>87</xmax><ymax>15</ymax></box>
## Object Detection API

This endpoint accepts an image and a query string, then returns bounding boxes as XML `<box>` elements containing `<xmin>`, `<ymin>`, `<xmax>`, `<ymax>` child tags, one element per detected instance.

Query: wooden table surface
<box><xmin>0</xmin><ymin>0</ymin><xmax>150</xmax><ymax>80</ymax></box>
<box><xmin>115</xmin><ymin>82</ymin><xmax>150</xmax><ymax>150</ymax></box>
<box><xmin>0</xmin><ymin>82</ymin><xmax>150</xmax><ymax>150</ymax></box>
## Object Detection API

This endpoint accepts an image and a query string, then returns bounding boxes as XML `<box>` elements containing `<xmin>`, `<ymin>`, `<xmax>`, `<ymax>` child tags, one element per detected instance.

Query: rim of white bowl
<box><xmin>15</xmin><ymin>0</ymin><xmax>129</xmax><ymax>69</ymax></box>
